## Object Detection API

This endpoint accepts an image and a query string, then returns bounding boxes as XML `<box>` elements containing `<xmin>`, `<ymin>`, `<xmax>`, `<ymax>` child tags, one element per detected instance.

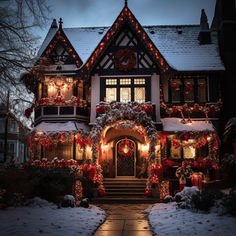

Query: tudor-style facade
<box><xmin>24</xmin><ymin>2</ymin><xmax>227</xmax><ymax>197</ymax></box>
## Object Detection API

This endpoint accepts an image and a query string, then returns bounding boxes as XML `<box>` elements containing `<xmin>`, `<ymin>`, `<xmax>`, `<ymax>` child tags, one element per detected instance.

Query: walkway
<box><xmin>93</xmin><ymin>204</ymin><xmax>153</xmax><ymax>236</ymax></box>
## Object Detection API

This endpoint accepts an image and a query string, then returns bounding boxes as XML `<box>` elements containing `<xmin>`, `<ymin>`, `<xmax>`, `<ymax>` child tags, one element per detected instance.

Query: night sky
<box><xmin>39</xmin><ymin>0</ymin><xmax>215</xmax><ymax>43</ymax></box>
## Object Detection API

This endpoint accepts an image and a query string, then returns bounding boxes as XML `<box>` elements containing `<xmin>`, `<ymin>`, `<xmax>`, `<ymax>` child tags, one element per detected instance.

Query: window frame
<box><xmin>101</xmin><ymin>77</ymin><xmax>151</xmax><ymax>102</ymax></box>
<box><xmin>169</xmin><ymin>77</ymin><xmax>208</xmax><ymax>104</ymax></box>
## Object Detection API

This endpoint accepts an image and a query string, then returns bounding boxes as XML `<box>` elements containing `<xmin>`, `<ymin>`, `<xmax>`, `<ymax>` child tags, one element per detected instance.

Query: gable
<box><xmin>80</xmin><ymin>6</ymin><xmax>170</xmax><ymax>76</ymax></box>
<box><xmin>94</xmin><ymin>24</ymin><xmax>159</xmax><ymax>75</ymax></box>
<box><xmin>40</xmin><ymin>29</ymin><xmax>83</xmax><ymax>67</ymax></box>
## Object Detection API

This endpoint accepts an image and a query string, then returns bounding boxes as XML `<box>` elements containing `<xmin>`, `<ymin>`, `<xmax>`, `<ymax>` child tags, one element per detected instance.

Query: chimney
<box><xmin>50</xmin><ymin>19</ymin><xmax>58</xmax><ymax>29</ymax></box>
<box><xmin>198</xmin><ymin>9</ymin><xmax>211</xmax><ymax>44</ymax></box>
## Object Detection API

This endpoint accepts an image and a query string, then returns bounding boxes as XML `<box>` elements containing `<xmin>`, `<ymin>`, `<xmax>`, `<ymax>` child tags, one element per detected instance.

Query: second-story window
<box><xmin>44</xmin><ymin>77</ymin><xmax>74</xmax><ymax>100</ymax></box>
<box><xmin>169</xmin><ymin>77</ymin><xmax>207</xmax><ymax>104</ymax></box>
<box><xmin>103</xmin><ymin>77</ymin><xmax>149</xmax><ymax>103</ymax></box>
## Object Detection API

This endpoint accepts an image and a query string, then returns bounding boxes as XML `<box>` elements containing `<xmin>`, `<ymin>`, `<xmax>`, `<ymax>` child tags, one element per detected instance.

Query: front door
<box><xmin>116</xmin><ymin>138</ymin><xmax>136</xmax><ymax>177</ymax></box>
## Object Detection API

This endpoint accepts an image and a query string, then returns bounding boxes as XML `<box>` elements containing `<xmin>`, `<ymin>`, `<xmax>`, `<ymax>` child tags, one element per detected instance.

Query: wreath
<box><xmin>117</xmin><ymin>137</ymin><xmax>134</xmax><ymax>158</ymax></box>
<box><xmin>115</xmin><ymin>49</ymin><xmax>136</xmax><ymax>71</ymax></box>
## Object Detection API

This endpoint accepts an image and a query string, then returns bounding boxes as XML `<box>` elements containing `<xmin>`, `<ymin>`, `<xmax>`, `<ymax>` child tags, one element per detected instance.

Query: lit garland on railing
<box><xmin>160</xmin><ymin>100</ymin><xmax>222</xmax><ymax>119</ymax></box>
<box><xmin>96</xmin><ymin>101</ymin><xmax>153</xmax><ymax>115</ymax></box>
<box><xmin>36</xmin><ymin>96</ymin><xmax>88</xmax><ymax>107</ymax></box>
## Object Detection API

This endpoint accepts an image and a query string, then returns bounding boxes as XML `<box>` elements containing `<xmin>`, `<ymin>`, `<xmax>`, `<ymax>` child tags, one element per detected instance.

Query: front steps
<box><xmin>92</xmin><ymin>178</ymin><xmax>160</xmax><ymax>203</ymax></box>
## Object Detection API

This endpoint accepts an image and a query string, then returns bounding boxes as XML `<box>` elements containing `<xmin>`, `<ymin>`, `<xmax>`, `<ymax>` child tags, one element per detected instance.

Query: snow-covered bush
<box><xmin>61</xmin><ymin>195</ymin><xmax>75</xmax><ymax>207</ymax></box>
<box><xmin>175</xmin><ymin>187</ymin><xmax>199</xmax><ymax>209</ymax></box>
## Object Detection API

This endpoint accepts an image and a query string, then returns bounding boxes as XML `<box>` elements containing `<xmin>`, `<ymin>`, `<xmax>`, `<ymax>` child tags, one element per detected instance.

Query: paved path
<box><xmin>93</xmin><ymin>204</ymin><xmax>153</xmax><ymax>236</ymax></box>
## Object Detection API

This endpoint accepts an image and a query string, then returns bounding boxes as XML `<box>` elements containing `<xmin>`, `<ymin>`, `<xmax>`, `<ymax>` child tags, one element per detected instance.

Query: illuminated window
<box><xmin>171</xmin><ymin>144</ymin><xmax>182</xmax><ymax>159</ymax></box>
<box><xmin>120</xmin><ymin>78</ymin><xmax>131</xmax><ymax>85</ymax></box>
<box><xmin>76</xmin><ymin>146</ymin><xmax>84</xmax><ymax>160</ymax></box>
<box><xmin>134</xmin><ymin>87</ymin><xmax>145</xmax><ymax>102</ymax></box>
<box><xmin>103</xmin><ymin>78</ymin><xmax>149</xmax><ymax>103</ymax></box>
<box><xmin>120</xmin><ymin>87</ymin><xmax>131</xmax><ymax>102</ymax></box>
<box><xmin>106</xmin><ymin>88</ymin><xmax>117</xmax><ymax>102</ymax></box>
<box><xmin>106</xmin><ymin>79</ymin><xmax>117</xmax><ymax>85</ymax></box>
<box><xmin>183</xmin><ymin>146</ymin><xmax>196</xmax><ymax>159</ymax></box>
<box><xmin>66</xmin><ymin>77</ymin><xmax>73</xmax><ymax>83</ymax></box>
<box><xmin>134</xmin><ymin>78</ymin><xmax>145</xmax><ymax>84</ymax></box>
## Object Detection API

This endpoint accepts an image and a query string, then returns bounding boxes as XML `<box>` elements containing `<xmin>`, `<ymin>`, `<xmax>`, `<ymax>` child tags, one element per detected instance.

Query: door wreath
<box><xmin>118</xmin><ymin>137</ymin><xmax>134</xmax><ymax>158</ymax></box>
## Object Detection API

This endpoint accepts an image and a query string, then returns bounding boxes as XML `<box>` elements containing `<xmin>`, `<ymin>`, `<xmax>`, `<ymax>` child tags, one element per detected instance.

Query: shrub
<box><xmin>222</xmin><ymin>190</ymin><xmax>236</xmax><ymax>216</ymax></box>
<box><xmin>221</xmin><ymin>154</ymin><xmax>236</xmax><ymax>187</ymax></box>
<box><xmin>191</xmin><ymin>189</ymin><xmax>225</xmax><ymax>212</ymax></box>
<box><xmin>25</xmin><ymin>166</ymin><xmax>75</xmax><ymax>203</ymax></box>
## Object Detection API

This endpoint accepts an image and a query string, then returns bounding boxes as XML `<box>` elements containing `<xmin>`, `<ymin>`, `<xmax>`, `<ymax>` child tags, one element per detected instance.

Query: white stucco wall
<box><xmin>151</xmin><ymin>73</ymin><xmax>160</xmax><ymax>122</ymax></box>
<box><xmin>90</xmin><ymin>74</ymin><xmax>100</xmax><ymax>123</ymax></box>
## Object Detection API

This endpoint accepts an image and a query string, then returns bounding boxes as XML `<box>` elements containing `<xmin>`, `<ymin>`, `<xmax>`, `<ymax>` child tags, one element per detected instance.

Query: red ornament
<box><xmin>172</xmin><ymin>139</ymin><xmax>180</xmax><ymax>149</ymax></box>
<box><xmin>159</xmin><ymin>132</ymin><xmax>167</xmax><ymax>149</ymax></box>
<box><xmin>185</xmin><ymin>83</ymin><xmax>193</xmax><ymax>90</ymax></box>
<box><xmin>194</xmin><ymin>104</ymin><xmax>199</xmax><ymax>112</ymax></box>
<box><xmin>24</xmin><ymin>107</ymin><xmax>33</xmax><ymax>118</ymax></box>
<box><xmin>182</xmin><ymin>133</ymin><xmax>189</xmax><ymax>141</ymax></box>
<box><xmin>96</xmin><ymin>105</ymin><xmax>105</xmax><ymax>114</ymax></box>
<box><xmin>172</xmin><ymin>106</ymin><xmax>178</xmax><ymax>113</ymax></box>
<box><xmin>29</xmin><ymin>137</ymin><xmax>33</xmax><ymax>149</ymax></box>
<box><xmin>199</xmin><ymin>84</ymin><xmax>206</xmax><ymax>89</ymax></box>
<box><xmin>144</xmin><ymin>104</ymin><xmax>153</xmax><ymax>114</ymax></box>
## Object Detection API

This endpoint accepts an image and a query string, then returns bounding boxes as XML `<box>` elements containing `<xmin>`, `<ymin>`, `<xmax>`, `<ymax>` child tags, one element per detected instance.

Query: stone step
<box><xmin>91</xmin><ymin>197</ymin><xmax>161</xmax><ymax>204</ymax></box>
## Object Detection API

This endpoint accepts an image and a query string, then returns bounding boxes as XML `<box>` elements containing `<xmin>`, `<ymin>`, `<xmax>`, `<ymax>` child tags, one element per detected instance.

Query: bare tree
<box><xmin>0</xmin><ymin>0</ymin><xmax>50</xmax><ymax>126</ymax></box>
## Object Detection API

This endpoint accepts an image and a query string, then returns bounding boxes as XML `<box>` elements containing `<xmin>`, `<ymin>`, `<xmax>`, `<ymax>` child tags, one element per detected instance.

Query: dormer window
<box><xmin>102</xmin><ymin>77</ymin><xmax>150</xmax><ymax>103</ymax></box>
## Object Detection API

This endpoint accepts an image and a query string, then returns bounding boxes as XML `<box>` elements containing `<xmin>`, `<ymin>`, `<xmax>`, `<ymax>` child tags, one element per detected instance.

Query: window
<box><xmin>106</xmin><ymin>88</ymin><xmax>117</xmax><ymax>102</ymax></box>
<box><xmin>169</xmin><ymin>77</ymin><xmax>207</xmax><ymax>103</ymax></box>
<box><xmin>170</xmin><ymin>79</ymin><xmax>181</xmax><ymax>103</ymax></box>
<box><xmin>45</xmin><ymin>77</ymin><xmax>74</xmax><ymax>100</ymax></box>
<box><xmin>103</xmin><ymin>77</ymin><xmax>149</xmax><ymax>103</ymax></box>
<box><xmin>184</xmin><ymin>79</ymin><xmax>194</xmax><ymax>102</ymax></box>
<box><xmin>120</xmin><ymin>87</ymin><xmax>131</xmax><ymax>102</ymax></box>
<box><xmin>198</xmin><ymin>79</ymin><xmax>207</xmax><ymax>103</ymax></box>
<box><xmin>134</xmin><ymin>87</ymin><xmax>145</xmax><ymax>103</ymax></box>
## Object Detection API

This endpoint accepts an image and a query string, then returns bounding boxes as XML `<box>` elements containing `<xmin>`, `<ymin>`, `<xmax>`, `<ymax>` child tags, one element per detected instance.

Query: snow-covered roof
<box><xmin>161</xmin><ymin>118</ymin><xmax>215</xmax><ymax>132</ymax></box>
<box><xmin>38</xmin><ymin>25</ymin><xmax>225</xmax><ymax>71</ymax></box>
<box><xmin>32</xmin><ymin>121</ymin><xmax>90</xmax><ymax>134</ymax></box>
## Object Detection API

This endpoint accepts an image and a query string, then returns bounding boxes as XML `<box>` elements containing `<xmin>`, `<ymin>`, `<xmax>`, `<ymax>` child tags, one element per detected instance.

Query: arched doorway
<box><xmin>115</xmin><ymin>137</ymin><xmax>136</xmax><ymax>177</ymax></box>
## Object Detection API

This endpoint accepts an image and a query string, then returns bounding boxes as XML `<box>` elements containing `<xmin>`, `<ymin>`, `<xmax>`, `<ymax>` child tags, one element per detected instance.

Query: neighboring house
<box><xmin>0</xmin><ymin>104</ymin><xmax>29</xmax><ymax>163</ymax></box>
<box><xmin>23</xmin><ymin>0</ymin><xmax>235</xmax><ymax>196</ymax></box>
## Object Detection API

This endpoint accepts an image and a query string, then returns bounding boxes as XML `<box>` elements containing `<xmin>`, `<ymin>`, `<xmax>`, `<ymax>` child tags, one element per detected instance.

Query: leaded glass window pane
<box><xmin>120</xmin><ymin>87</ymin><xmax>131</xmax><ymax>102</ymax></box>
<box><xmin>106</xmin><ymin>88</ymin><xmax>117</xmax><ymax>102</ymax></box>
<box><xmin>134</xmin><ymin>78</ymin><xmax>145</xmax><ymax>84</ymax></box>
<box><xmin>134</xmin><ymin>87</ymin><xmax>145</xmax><ymax>103</ymax></box>
<box><xmin>106</xmin><ymin>79</ymin><xmax>117</xmax><ymax>85</ymax></box>
<box><xmin>120</xmin><ymin>78</ymin><xmax>131</xmax><ymax>85</ymax></box>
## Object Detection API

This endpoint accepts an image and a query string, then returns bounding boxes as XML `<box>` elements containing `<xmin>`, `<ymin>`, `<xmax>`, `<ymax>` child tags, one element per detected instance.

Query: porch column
<box><xmin>151</xmin><ymin>73</ymin><xmax>160</xmax><ymax>122</ymax></box>
<box><xmin>90</xmin><ymin>74</ymin><xmax>100</xmax><ymax>123</ymax></box>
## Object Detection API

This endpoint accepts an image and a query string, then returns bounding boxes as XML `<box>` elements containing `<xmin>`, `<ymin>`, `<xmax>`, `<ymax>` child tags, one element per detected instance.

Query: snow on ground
<box><xmin>147</xmin><ymin>202</ymin><xmax>236</xmax><ymax>236</ymax></box>
<box><xmin>0</xmin><ymin>197</ymin><xmax>106</xmax><ymax>236</ymax></box>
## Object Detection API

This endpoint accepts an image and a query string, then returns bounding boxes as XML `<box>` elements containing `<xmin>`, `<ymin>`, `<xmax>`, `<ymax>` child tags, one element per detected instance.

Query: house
<box><xmin>0</xmin><ymin>104</ymin><xmax>29</xmax><ymax>163</ymax></box>
<box><xmin>23</xmin><ymin>0</ymin><xmax>232</xmax><ymax>197</ymax></box>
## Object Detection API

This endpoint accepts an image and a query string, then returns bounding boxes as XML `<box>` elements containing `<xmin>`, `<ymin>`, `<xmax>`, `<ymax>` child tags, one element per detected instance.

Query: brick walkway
<box><xmin>93</xmin><ymin>204</ymin><xmax>153</xmax><ymax>236</ymax></box>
